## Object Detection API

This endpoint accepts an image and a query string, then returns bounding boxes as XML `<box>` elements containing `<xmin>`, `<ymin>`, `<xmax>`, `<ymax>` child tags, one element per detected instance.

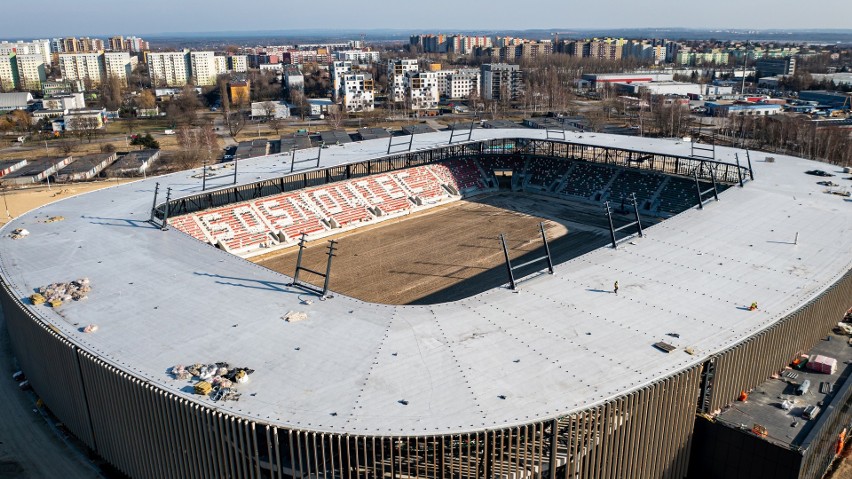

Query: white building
<box><xmin>16</xmin><ymin>54</ymin><xmax>46</xmax><ymax>90</ymax></box>
<box><xmin>250</xmin><ymin>101</ymin><xmax>291</xmax><ymax>119</ymax></box>
<box><xmin>388</xmin><ymin>59</ymin><xmax>418</xmax><ymax>103</ymax></box>
<box><xmin>229</xmin><ymin>55</ymin><xmax>248</xmax><ymax>73</ymax></box>
<box><xmin>335</xmin><ymin>50</ymin><xmax>381</xmax><ymax>64</ymax></box>
<box><xmin>342</xmin><ymin>72</ymin><xmax>374</xmax><ymax>112</ymax></box>
<box><xmin>189</xmin><ymin>51</ymin><xmax>217</xmax><ymax>86</ymax></box>
<box><xmin>406</xmin><ymin>71</ymin><xmax>439</xmax><ymax>110</ymax></box>
<box><xmin>103</xmin><ymin>52</ymin><xmax>132</xmax><ymax>85</ymax></box>
<box><xmin>0</xmin><ymin>40</ymin><xmax>52</xmax><ymax>66</ymax></box>
<box><xmin>148</xmin><ymin>51</ymin><xmax>191</xmax><ymax>87</ymax></box>
<box><xmin>59</xmin><ymin>53</ymin><xmax>104</xmax><ymax>86</ymax></box>
<box><xmin>42</xmin><ymin>92</ymin><xmax>85</xmax><ymax>110</ymax></box>
<box><xmin>331</xmin><ymin>61</ymin><xmax>352</xmax><ymax>101</ymax></box>
<box><xmin>214</xmin><ymin>56</ymin><xmax>227</xmax><ymax>76</ymax></box>
<box><xmin>435</xmin><ymin>68</ymin><xmax>480</xmax><ymax>99</ymax></box>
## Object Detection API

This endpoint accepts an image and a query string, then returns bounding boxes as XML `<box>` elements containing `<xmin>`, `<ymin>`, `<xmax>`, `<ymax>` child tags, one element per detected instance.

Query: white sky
<box><xmin>1</xmin><ymin>0</ymin><xmax>851</xmax><ymax>38</ymax></box>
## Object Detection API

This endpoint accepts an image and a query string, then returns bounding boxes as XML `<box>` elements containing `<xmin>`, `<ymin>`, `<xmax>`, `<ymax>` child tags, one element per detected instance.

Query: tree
<box><xmin>224</xmin><ymin>110</ymin><xmax>246</xmax><ymax>138</ymax></box>
<box><xmin>56</xmin><ymin>140</ymin><xmax>76</xmax><ymax>156</ymax></box>
<box><xmin>100</xmin><ymin>143</ymin><xmax>116</xmax><ymax>153</ymax></box>
<box><xmin>100</xmin><ymin>77</ymin><xmax>125</xmax><ymax>111</ymax></box>
<box><xmin>325</xmin><ymin>104</ymin><xmax>345</xmax><ymax>130</ymax></box>
<box><xmin>65</xmin><ymin>116</ymin><xmax>101</xmax><ymax>143</ymax></box>
<box><xmin>173</xmin><ymin>123</ymin><xmax>219</xmax><ymax>169</ymax></box>
<box><xmin>130</xmin><ymin>133</ymin><xmax>160</xmax><ymax>149</ymax></box>
<box><xmin>267</xmin><ymin>117</ymin><xmax>284</xmax><ymax>135</ymax></box>
<box><xmin>135</xmin><ymin>90</ymin><xmax>156</xmax><ymax>110</ymax></box>
<box><xmin>10</xmin><ymin>110</ymin><xmax>32</xmax><ymax>133</ymax></box>
<box><xmin>261</xmin><ymin>101</ymin><xmax>277</xmax><ymax>121</ymax></box>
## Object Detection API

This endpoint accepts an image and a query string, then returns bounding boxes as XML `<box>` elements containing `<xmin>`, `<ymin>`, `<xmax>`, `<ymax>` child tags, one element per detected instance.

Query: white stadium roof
<box><xmin>1</xmin><ymin>129</ymin><xmax>850</xmax><ymax>436</ymax></box>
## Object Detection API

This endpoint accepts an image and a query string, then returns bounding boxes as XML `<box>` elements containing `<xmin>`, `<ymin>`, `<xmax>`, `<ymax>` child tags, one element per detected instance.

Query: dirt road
<box><xmin>0</xmin><ymin>305</ymin><xmax>101</xmax><ymax>479</ymax></box>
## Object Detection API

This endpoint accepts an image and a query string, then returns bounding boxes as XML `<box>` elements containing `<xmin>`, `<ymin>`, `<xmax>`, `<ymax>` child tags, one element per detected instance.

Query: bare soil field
<box><xmin>254</xmin><ymin>192</ymin><xmax>639</xmax><ymax>305</ymax></box>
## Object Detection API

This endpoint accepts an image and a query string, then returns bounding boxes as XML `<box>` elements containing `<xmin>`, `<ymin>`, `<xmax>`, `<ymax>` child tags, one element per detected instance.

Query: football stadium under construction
<box><xmin>0</xmin><ymin>128</ymin><xmax>850</xmax><ymax>479</ymax></box>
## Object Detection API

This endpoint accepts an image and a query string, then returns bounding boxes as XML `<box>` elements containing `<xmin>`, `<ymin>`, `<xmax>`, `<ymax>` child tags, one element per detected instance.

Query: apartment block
<box><xmin>16</xmin><ymin>54</ymin><xmax>47</xmax><ymax>90</ymax></box>
<box><xmin>0</xmin><ymin>54</ymin><xmax>19</xmax><ymax>91</ymax></box>
<box><xmin>0</xmin><ymin>40</ymin><xmax>52</xmax><ymax>66</ymax></box>
<box><xmin>148</xmin><ymin>51</ymin><xmax>191</xmax><ymax>87</ymax></box>
<box><xmin>331</xmin><ymin>61</ymin><xmax>353</xmax><ymax>101</ymax></box>
<box><xmin>59</xmin><ymin>53</ymin><xmax>104</xmax><ymax>86</ymax></box>
<box><xmin>388</xmin><ymin>59</ymin><xmax>418</xmax><ymax>103</ymax></box>
<box><xmin>334</xmin><ymin>50</ymin><xmax>381</xmax><ymax>64</ymax></box>
<box><xmin>214</xmin><ymin>56</ymin><xmax>227</xmax><ymax>76</ymax></box>
<box><xmin>342</xmin><ymin>72</ymin><xmax>374</xmax><ymax>112</ymax></box>
<box><xmin>446</xmin><ymin>70</ymin><xmax>480</xmax><ymax>99</ymax></box>
<box><xmin>103</xmin><ymin>52</ymin><xmax>133</xmax><ymax>84</ymax></box>
<box><xmin>190</xmin><ymin>51</ymin><xmax>217</xmax><ymax>86</ymax></box>
<box><xmin>481</xmin><ymin>63</ymin><xmax>523</xmax><ymax>101</ymax></box>
<box><xmin>229</xmin><ymin>55</ymin><xmax>248</xmax><ymax>73</ymax></box>
<box><xmin>406</xmin><ymin>71</ymin><xmax>439</xmax><ymax>110</ymax></box>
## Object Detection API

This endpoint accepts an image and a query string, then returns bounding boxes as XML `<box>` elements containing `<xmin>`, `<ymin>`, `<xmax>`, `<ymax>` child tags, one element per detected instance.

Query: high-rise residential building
<box><xmin>59</xmin><ymin>53</ymin><xmax>105</xmax><ymax>86</ymax></box>
<box><xmin>0</xmin><ymin>40</ymin><xmax>52</xmax><ymax>66</ymax></box>
<box><xmin>480</xmin><ymin>63</ymin><xmax>523</xmax><ymax>101</ymax></box>
<box><xmin>228</xmin><ymin>55</ymin><xmax>248</xmax><ymax>73</ymax></box>
<box><xmin>445</xmin><ymin>69</ymin><xmax>480</xmax><ymax>99</ymax></box>
<box><xmin>331</xmin><ymin>61</ymin><xmax>352</xmax><ymax>101</ymax></box>
<box><xmin>214</xmin><ymin>56</ymin><xmax>227</xmax><ymax>76</ymax></box>
<box><xmin>387</xmin><ymin>59</ymin><xmax>418</xmax><ymax>103</ymax></box>
<box><xmin>405</xmin><ymin>71</ymin><xmax>439</xmax><ymax>110</ymax></box>
<box><xmin>103</xmin><ymin>52</ymin><xmax>133</xmax><ymax>84</ymax></box>
<box><xmin>189</xmin><ymin>51</ymin><xmax>217</xmax><ymax>86</ymax></box>
<box><xmin>341</xmin><ymin>72</ymin><xmax>374</xmax><ymax>112</ymax></box>
<box><xmin>0</xmin><ymin>54</ymin><xmax>20</xmax><ymax>91</ymax></box>
<box><xmin>148</xmin><ymin>51</ymin><xmax>192</xmax><ymax>87</ymax></box>
<box><xmin>108</xmin><ymin>36</ymin><xmax>125</xmax><ymax>52</ymax></box>
<box><xmin>16</xmin><ymin>54</ymin><xmax>47</xmax><ymax>90</ymax></box>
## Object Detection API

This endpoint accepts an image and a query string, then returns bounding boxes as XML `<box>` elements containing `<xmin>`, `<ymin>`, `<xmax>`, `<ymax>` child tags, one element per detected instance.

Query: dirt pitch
<box><xmin>254</xmin><ymin>192</ymin><xmax>642</xmax><ymax>305</ymax></box>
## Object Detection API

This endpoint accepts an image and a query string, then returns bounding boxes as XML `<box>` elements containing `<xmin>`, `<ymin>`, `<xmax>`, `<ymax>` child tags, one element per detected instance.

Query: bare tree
<box><xmin>224</xmin><ymin>110</ymin><xmax>246</xmax><ymax>139</ymax></box>
<box><xmin>267</xmin><ymin>117</ymin><xmax>284</xmax><ymax>135</ymax></box>
<box><xmin>261</xmin><ymin>101</ymin><xmax>277</xmax><ymax>121</ymax></box>
<box><xmin>65</xmin><ymin>116</ymin><xmax>102</xmax><ymax>143</ymax></box>
<box><xmin>325</xmin><ymin>104</ymin><xmax>346</xmax><ymax>130</ymax></box>
<box><xmin>173</xmin><ymin>123</ymin><xmax>219</xmax><ymax>169</ymax></box>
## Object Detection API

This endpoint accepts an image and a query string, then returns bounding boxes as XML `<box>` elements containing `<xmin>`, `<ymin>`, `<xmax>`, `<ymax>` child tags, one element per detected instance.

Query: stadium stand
<box><xmin>524</xmin><ymin>157</ymin><xmax>574</xmax><ymax>191</ymax></box>
<box><xmin>170</xmin><ymin>162</ymin><xmax>484</xmax><ymax>255</ymax></box>
<box><xmin>606</xmin><ymin>169</ymin><xmax>667</xmax><ymax>207</ymax></box>
<box><xmin>427</xmin><ymin>158</ymin><xmax>489</xmax><ymax>194</ymax></box>
<box><xmin>556</xmin><ymin>161</ymin><xmax>616</xmax><ymax>201</ymax></box>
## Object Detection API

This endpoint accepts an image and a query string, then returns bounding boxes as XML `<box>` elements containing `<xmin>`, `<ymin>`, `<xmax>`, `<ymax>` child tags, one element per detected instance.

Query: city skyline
<box><xmin>2</xmin><ymin>0</ymin><xmax>852</xmax><ymax>38</ymax></box>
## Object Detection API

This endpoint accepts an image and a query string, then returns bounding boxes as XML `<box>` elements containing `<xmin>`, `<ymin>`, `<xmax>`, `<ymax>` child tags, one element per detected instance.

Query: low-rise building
<box><xmin>334</xmin><ymin>50</ymin><xmax>381</xmax><ymax>64</ymax></box>
<box><xmin>445</xmin><ymin>69</ymin><xmax>480</xmax><ymax>99</ymax></box>
<box><xmin>41</xmin><ymin>93</ymin><xmax>85</xmax><ymax>110</ymax></box>
<box><xmin>251</xmin><ymin>101</ymin><xmax>291</xmax><ymax>119</ymax></box>
<box><xmin>104</xmin><ymin>149</ymin><xmax>160</xmax><ymax>177</ymax></box>
<box><xmin>55</xmin><ymin>152</ymin><xmax>118</xmax><ymax>182</ymax></box>
<box><xmin>0</xmin><ymin>92</ymin><xmax>33</xmax><ymax>112</ymax></box>
<box><xmin>0</xmin><ymin>156</ymin><xmax>73</xmax><ymax>186</ymax></box>
<box><xmin>704</xmin><ymin>102</ymin><xmax>783</xmax><ymax>116</ymax></box>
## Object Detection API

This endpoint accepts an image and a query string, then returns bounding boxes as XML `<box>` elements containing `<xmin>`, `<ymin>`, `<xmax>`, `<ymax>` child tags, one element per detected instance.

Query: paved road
<box><xmin>0</xmin><ymin>305</ymin><xmax>101</xmax><ymax>479</ymax></box>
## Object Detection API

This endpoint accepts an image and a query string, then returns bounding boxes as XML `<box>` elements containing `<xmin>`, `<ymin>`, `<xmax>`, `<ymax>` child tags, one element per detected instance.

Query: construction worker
<box><xmin>749</xmin><ymin>301</ymin><xmax>758</xmax><ymax>311</ymax></box>
<box><xmin>614</xmin><ymin>281</ymin><xmax>619</xmax><ymax>295</ymax></box>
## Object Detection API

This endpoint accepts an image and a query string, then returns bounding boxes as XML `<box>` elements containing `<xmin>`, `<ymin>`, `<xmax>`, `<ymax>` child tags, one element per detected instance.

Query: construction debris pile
<box><xmin>9</xmin><ymin>228</ymin><xmax>29</xmax><ymax>239</ymax></box>
<box><xmin>43</xmin><ymin>216</ymin><xmax>65</xmax><ymax>223</ymax></box>
<box><xmin>30</xmin><ymin>278</ymin><xmax>91</xmax><ymax>307</ymax></box>
<box><xmin>170</xmin><ymin>362</ymin><xmax>254</xmax><ymax>402</ymax></box>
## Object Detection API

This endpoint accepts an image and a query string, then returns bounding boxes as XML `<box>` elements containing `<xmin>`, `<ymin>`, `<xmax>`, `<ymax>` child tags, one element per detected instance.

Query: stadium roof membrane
<box><xmin>1</xmin><ymin>129</ymin><xmax>850</xmax><ymax>436</ymax></box>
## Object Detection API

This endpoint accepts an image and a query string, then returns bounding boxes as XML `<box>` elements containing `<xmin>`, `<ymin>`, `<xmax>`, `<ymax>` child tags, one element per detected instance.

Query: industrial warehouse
<box><xmin>0</xmin><ymin>129</ymin><xmax>850</xmax><ymax>479</ymax></box>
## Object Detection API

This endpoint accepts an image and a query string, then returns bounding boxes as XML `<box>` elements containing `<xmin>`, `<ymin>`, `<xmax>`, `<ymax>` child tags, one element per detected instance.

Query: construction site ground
<box><xmin>254</xmin><ymin>192</ymin><xmax>643</xmax><ymax>305</ymax></box>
